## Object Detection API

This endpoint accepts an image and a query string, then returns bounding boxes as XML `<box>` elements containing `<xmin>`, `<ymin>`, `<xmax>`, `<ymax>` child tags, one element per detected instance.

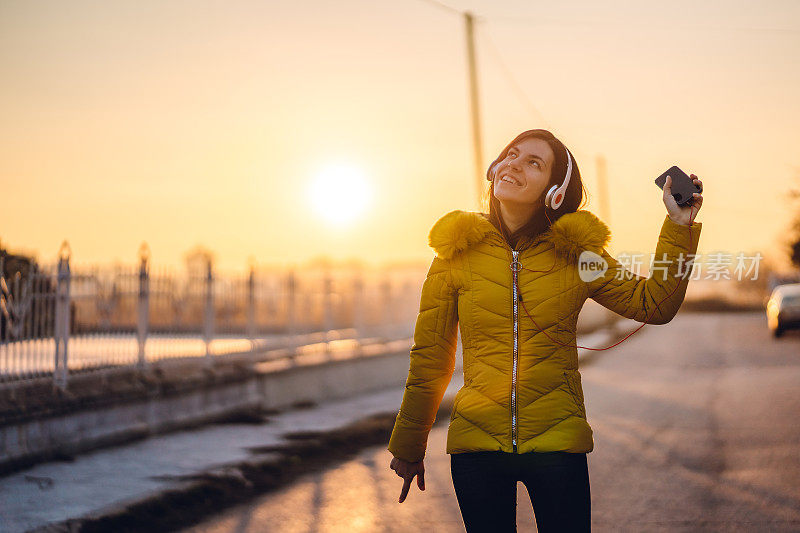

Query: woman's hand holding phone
<box><xmin>663</xmin><ymin>173</ymin><xmax>703</xmax><ymax>226</ymax></box>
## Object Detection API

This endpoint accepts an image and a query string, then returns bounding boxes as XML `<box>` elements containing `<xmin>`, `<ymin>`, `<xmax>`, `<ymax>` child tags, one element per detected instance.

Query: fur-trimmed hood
<box><xmin>428</xmin><ymin>209</ymin><xmax>611</xmax><ymax>262</ymax></box>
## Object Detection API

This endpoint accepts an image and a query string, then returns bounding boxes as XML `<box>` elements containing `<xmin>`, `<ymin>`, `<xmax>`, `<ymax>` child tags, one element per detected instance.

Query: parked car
<box><xmin>766</xmin><ymin>283</ymin><xmax>800</xmax><ymax>337</ymax></box>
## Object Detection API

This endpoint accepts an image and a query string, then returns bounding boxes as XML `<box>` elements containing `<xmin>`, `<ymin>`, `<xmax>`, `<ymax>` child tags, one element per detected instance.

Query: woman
<box><xmin>387</xmin><ymin>129</ymin><xmax>703</xmax><ymax>532</ymax></box>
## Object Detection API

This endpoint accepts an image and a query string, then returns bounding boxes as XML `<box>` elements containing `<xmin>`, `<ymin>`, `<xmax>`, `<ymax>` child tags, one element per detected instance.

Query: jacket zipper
<box><xmin>499</xmin><ymin>232</ymin><xmax>535</xmax><ymax>453</ymax></box>
<box><xmin>510</xmin><ymin>249</ymin><xmax>521</xmax><ymax>453</ymax></box>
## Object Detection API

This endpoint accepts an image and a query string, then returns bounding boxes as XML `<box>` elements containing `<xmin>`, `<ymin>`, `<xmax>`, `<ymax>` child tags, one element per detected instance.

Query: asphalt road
<box><xmin>182</xmin><ymin>311</ymin><xmax>800</xmax><ymax>532</ymax></box>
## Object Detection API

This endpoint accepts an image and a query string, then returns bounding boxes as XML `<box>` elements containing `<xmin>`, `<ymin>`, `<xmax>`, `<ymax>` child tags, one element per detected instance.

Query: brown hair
<box><xmin>482</xmin><ymin>129</ymin><xmax>589</xmax><ymax>248</ymax></box>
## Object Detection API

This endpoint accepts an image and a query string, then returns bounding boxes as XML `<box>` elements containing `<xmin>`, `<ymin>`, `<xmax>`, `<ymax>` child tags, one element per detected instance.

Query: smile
<box><xmin>500</xmin><ymin>173</ymin><xmax>522</xmax><ymax>186</ymax></box>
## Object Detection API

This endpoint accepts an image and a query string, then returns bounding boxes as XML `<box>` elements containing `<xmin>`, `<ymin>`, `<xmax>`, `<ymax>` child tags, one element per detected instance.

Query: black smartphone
<box><xmin>655</xmin><ymin>165</ymin><xmax>701</xmax><ymax>206</ymax></box>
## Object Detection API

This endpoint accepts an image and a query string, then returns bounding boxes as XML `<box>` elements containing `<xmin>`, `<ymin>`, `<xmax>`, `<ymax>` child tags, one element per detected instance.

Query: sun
<box><xmin>308</xmin><ymin>163</ymin><xmax>372</xmax><ymax>225</ymax></box>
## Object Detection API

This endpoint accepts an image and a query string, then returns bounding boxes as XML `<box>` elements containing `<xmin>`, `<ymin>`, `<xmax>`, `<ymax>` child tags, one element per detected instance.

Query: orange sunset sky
<box><xmin>2</xmin><ymin>1</ymin><xmax>799</xmax><ymax>274</ymax></box>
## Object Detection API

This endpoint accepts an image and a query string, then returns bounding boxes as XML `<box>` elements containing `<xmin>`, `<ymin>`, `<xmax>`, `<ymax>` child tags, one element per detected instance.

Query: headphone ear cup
<box><xmin>544</xmin><ymin>185</ymin><xmax>557</xmax><ymax>209</ymax></box>
<box><xmin>551</xmin><ymin>191</ymin><xmax>565</xmax><ymax>210</ymax></box>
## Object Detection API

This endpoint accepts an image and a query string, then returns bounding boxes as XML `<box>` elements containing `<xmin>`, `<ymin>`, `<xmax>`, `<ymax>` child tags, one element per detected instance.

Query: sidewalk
<box><xmin>0</xmin><ymin>325</ymin><xmax>631</xmax><ymax>532</ymax></box>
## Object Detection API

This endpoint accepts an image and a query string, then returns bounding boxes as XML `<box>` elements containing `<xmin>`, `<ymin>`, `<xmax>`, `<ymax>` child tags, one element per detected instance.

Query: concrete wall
<box><xmin>0</xmin><ymin>347</ymin><xmax>419</xmax><ymax>475</ymax></box>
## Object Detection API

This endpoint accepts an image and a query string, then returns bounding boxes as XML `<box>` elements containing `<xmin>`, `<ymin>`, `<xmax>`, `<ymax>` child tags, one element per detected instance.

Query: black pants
<box><xmin>450</xmin><ymin>450</ymin><xmax>591</xmax><ymax>533</ymax></box>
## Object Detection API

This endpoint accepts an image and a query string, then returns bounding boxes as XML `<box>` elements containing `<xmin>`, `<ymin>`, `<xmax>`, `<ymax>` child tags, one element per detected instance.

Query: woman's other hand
<box><xmin>663</xmin><ymin>173</ymin><xmax>703</xmax><ymax>225</ymax></box>
<box><xmin>390</xmin><ymin>456</ymin><xmax>425</xmax><ymax>503</ymax></box>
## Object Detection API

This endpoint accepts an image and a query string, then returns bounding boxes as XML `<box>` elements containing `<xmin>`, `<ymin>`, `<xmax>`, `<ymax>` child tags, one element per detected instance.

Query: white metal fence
<box><xmin>0</xmin><ymin>241</ymin><xmax>425</xmax><ymax>388</ymax></box>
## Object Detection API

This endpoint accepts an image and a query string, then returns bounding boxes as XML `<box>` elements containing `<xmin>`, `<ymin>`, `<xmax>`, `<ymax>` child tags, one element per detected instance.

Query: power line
<box><xmin>482</xmin><ymin>15</ymin><xmax>800</xmax><ymax>35</ymax></box>
<box><xmin>413</xmin><ymin>0</ymin><xmax>463</xmax><ymax>16</ymax></box>
<box><xmin>477</xmin><ymin>24</ymin><xmax>550</xmax><ymax>129</ymax></box>
<box><xmin>411</xmin><ymin>0</ymin><xmax>606</xmax><ymax>194</ymax></box>
<box><xmin>411</xmin><ymin>1</ymin><xmax>550</xmax><ymax>127</ymax></box>
<box><xmin>412</xmin><ymin>0</ymin><xmax>800</xmax><ymax>35</ymax></box>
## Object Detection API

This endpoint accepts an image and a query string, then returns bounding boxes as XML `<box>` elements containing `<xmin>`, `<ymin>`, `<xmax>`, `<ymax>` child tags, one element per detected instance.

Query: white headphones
<box><xmin>489</xmin><ymin>145</ymin><xmax>573</xmax><ymax>211</ymax></box>
<box><xmin>544</xmin><ymin>146</ymin><xmax>572</xmax><ymax>210</ymax></box>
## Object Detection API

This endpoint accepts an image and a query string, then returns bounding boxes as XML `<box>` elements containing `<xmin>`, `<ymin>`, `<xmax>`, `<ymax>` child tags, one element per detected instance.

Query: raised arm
<box><xmin>588</xmin><ymin>172</ymin><xmax>704</xmax><ymax>323</ymax></box>
<box><xmin>587</xmin><ymin>213</ymin><xmax>702</xmax><ymax>324</ymax></box>
<box><xmin>387</xmin><ymin>255</ymin><xmax>460</xmax><ymax>463</ymax></box>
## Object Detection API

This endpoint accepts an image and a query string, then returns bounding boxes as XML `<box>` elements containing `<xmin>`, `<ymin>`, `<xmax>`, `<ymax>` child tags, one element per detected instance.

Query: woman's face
<box><xmin>492</xmin><ymin>137</ymin><xmax>555</xmax><ymax>205</ymax></box>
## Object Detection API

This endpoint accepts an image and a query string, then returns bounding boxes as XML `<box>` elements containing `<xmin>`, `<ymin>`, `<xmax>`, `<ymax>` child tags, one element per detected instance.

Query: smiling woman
<box><xmin>387</xmin><ymin>128</ymin><xmax>704</xmax><ymax>532</ymax></box>
<box><xmin>308</xmin><ymin>163</ymin><xmax>372</xmax><ymax>225</ymax></box>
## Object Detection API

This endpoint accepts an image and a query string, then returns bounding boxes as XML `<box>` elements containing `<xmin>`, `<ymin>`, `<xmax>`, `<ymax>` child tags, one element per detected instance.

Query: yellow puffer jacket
<box><xmin>387</xmin><ymin>209</ymin><xmax>702</xmax><ymax>462</ymax></box>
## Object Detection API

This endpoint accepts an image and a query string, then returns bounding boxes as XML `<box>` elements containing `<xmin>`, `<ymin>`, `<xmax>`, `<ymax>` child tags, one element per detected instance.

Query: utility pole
<box><xmin>464</xmin><ymin>12</ymin><xmax>484</xmax><ymax>207</ymax></box>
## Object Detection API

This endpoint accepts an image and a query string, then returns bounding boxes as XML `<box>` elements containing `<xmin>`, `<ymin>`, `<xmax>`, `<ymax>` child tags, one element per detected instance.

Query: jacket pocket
<box><xmin>563</xmin><ymin>370</ymin><xmax>586</xmax><ymax>418</ymax></box>
<box><xmin>450</xmin><ymin>388</ymin><xmax>466</xmax><ymax>423</ymax></box>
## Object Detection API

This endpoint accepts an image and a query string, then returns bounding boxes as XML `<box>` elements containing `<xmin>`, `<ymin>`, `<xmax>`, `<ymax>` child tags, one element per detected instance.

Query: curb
<box><xmin>28</xmin><ymin>398</ymin><xmax>456</xmax><ymax>533</ymax></box>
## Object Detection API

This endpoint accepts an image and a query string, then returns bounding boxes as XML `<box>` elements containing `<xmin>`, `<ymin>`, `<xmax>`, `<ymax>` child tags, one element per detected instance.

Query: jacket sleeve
<box><xmin>387</xmin><ymin>255</ymin><xmax>459</xmax><ymax>463</ymax></box>
<box><xmin>587</xmin><ymin>214</ymin><xmax>702</xmax><ymax>325</ymax></box>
